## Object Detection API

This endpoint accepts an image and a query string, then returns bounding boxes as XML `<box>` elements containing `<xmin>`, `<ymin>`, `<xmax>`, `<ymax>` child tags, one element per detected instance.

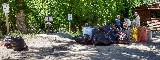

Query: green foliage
<box><xmin>0</xmin><ymin>0</ymin><xmax>159</xmax><ymax>36</ymax></box>
<box><xmin>9</xmin><ymin>30</ymin><xmax>23</xmax><ymax>36</ymax></box>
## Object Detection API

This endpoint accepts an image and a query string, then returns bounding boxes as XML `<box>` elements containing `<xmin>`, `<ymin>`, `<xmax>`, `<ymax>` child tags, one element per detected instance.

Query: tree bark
<box><xmin>16</xmin><ymin>0</ymin><xmax>28</xmax><ymax>33</ymax></box>
<box><xmin>16</xmin><ymin>10</ymin><xmax>27</xmax><ymax>33</ymax></box>
<box><xmin>6</xmin><ymin>13</ymin><xmax>9</xmax><ymax>35</ymax></box>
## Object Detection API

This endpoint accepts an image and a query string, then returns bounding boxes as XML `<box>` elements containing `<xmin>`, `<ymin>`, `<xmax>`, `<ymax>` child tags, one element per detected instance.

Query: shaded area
<box><xmin>45</xmin><ymin>33</ymin><xmax>73</xmax><ymax>39</ymax></box>
<box><xmin>152</xmin><ymin>31</ymin><xmax>160</xmax><ymax>38</ymax></box>
<box><xmin>1</xmin><ymin>33</ymin><xmax>160</xmax><ymax>60</ymax></box>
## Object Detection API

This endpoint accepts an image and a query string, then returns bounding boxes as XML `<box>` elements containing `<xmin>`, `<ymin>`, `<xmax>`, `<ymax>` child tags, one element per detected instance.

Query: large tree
<box><xmin>15</xmin><ymin>0</ymin><xmax>28</xmax><ymax>33</ymax></box>
<box><xmin>0</xmin><ymin>0</ymin><xmax>159</xmax><ymax>35</ymax></box>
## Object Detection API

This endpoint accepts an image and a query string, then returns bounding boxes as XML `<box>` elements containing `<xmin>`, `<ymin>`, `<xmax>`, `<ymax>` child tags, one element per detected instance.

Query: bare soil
<box><xmin>0</xmin><ymin>33</ymin><xmax>160</xmax><ymax>60</ymax></box>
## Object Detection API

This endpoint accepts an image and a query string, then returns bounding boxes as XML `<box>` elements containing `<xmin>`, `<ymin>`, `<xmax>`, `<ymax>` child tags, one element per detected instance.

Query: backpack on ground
<box><xmin>3</xmin><ymin>35</ymin><xmax>28</xmax><ymax>51</ymax></box>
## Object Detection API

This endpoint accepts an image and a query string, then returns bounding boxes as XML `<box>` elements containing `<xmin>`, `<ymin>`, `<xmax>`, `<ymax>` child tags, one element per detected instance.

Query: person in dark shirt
<box><xmin>115</xmin><ymin>15</ymin><xmax>122</xmax><ymax>31</ymax></box>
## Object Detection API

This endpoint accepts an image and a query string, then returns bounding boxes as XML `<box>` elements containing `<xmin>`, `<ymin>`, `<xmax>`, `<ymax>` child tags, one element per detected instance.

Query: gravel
<box><xmin>0</xmin><ymin>33</ymin><xmax>160</xmax><ymax>60</ymax></box>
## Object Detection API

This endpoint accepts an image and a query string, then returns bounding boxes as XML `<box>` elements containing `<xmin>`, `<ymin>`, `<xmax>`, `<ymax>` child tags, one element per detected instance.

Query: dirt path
<box><xmin>0</xmin><ymin>33</ymin><xmax>160</xmax><ymax>60</ymax></box>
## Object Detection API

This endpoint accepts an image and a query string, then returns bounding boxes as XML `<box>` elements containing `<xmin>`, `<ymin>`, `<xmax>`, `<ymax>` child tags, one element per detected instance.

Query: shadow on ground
<box><xmin>19</xmin><ymin>41</ymin><xmax>160</xmax><ymax>60</ymax></box>
<box><xmin>2</xmin><ymin>32</ymin><xmax>160</xmax><ymax>60</ymax></box>
<box><xmin>5</xmin><ymin>40</ymin><xmax>75</xmax><ymax>60</ymax></box>
<box><xmin>90</xmin><ymin>42</ymin><xmax>160</xmax><ymax>60</ymax></box>
<box><xmin>46</xmin><ymin>33</ymin><xmax>73</xmax><ymax>39</ymax></box>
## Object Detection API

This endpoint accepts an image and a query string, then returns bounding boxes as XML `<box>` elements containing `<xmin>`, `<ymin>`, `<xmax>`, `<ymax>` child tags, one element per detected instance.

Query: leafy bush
<box><xmin>0</xmin><ymin>0</ymin><xmax>159</xmax><ymax>36</ymax></box>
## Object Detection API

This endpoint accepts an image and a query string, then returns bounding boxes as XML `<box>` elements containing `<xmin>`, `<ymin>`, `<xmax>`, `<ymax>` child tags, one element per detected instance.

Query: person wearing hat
<box><xmin>124</xmin><ymin>18</ymin><xmax>131</xmax><ymax>29</ymax></box>
<box><xmin>115</xmin><ymin>15</ymin><xmax>122</xmax><ymax>31</ymax></box>
<box><xmin>132</xmin><ymin>12</ymin><xmax>140</xmax><ymax>42</ymax></box>
<box><xmin>133</xmin><ymin>12</ymin><xmax>140</xmax><ymax>27</ymax></box>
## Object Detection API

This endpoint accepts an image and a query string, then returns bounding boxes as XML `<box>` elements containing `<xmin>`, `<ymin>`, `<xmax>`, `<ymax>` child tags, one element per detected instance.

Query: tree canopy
<box><xmin>0</xmin><ymin>0</ymin><xmax>159</xmax><ymax>35</ymax></box>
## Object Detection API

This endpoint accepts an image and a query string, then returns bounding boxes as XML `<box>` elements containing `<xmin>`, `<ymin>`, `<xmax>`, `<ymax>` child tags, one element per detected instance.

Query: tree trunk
<box><xmin>16</xmin><ymin>0</ymin><xmax>28</xmax><ymax>33</ymax></box>
<box><xmin>6</xmin><ymin>13</ymin><xmax>9</xmax><ymax>35</ymax></box>
<box><xmin>16</xmin><ymin>10</ymin><xmax>27</xmax><ymax>33</ymax></box>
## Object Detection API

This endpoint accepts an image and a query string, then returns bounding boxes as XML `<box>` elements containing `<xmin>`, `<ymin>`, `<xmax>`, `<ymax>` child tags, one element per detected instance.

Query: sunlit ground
<box><xmin>0</xmin><ymin>33</ymin><xmax>160</xmax><ymax>60</ymax></box>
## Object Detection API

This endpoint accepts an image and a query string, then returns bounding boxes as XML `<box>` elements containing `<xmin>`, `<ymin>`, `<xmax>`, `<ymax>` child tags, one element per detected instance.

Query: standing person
<box><xmin>134</xmin><ymin>12</ymin><xmax>140</xmax><ymax>27</ymax></box>
<box><xmin>132</xmin><ymin>12</ymin><xmax>140</xmax><ymax>42</ymax></box>
<box><xmin>115</xmin><ymin>15</ymin><xmax>122</xmax><ymax>31</ymax></box>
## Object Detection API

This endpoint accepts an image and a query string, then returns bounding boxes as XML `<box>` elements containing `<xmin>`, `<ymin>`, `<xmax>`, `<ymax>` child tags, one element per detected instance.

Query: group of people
<box><xmin>115</xmin><ymin>12</ymin><xmax>140</xmax><ymax>31</ymax></box>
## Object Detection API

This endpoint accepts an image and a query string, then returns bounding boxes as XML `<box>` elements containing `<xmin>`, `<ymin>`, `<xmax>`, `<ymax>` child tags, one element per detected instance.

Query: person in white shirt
<box><xmin>134</xmin><ymin>12</ymin><xmax>140</xmax><ymax>27</ymax></box>
<box><xmin>124</xmin><ymin>18</ymin><xmax>131</xmax><ymax>27</ymax></box>
<box><xmin>123</xmin><ymin>18</ymin><xmax>130</xmax><ymax>30</ymax></box>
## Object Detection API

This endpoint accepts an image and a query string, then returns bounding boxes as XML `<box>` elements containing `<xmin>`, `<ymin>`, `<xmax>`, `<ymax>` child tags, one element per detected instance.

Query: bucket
<box><xmin>147</xmin><ymin>29</ymin><xmax>152</xmax><ymax>40</ymax></box>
